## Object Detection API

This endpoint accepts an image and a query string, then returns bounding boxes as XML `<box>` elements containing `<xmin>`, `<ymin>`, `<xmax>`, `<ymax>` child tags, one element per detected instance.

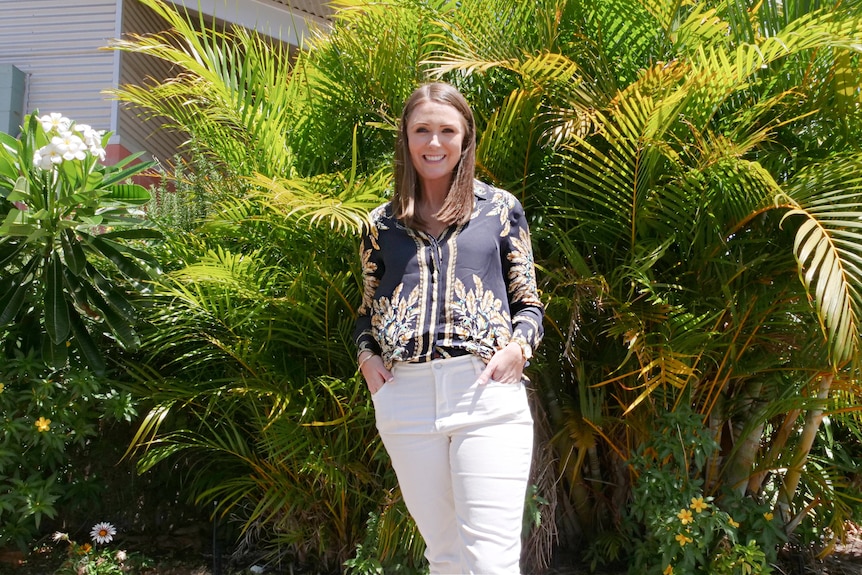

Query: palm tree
<box><xmin>424</xmin><ymin>0</ymin><xmax>862</xmax><ymax>566</ymax></box>
<box><xmin>110</xmin><ymin>0</ymin><xmax>862</xmax><ymax>571</ymax></box>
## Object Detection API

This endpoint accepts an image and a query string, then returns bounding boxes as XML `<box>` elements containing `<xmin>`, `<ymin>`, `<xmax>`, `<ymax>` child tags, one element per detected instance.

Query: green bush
<box><xmin>0</xmin><ymin>355</ymin><xmax>137</xmax><ymax>550</ymax></box>
<box><xmin>619</xmin><ymin>406</ymin><xmax>784</xmax><ymax>574</ymax></box>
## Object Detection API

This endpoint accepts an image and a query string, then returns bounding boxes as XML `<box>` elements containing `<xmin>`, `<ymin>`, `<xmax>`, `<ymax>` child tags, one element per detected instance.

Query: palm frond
<box><xmin>778</xmin><ymin>155</ymin><xmax>862</xmax><ymax>364</ymax></box>
<box><xmin>109</xmin><ymin>0</ymin><xmax>298</xmax><ymax>176</ymax></box>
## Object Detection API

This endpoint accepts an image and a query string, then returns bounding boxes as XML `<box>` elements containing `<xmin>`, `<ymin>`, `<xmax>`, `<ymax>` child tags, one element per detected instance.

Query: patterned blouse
<box><xmin>354</xmin><ymin>180</ymin><xmax>544</xmax><ymax>369</ymax></box>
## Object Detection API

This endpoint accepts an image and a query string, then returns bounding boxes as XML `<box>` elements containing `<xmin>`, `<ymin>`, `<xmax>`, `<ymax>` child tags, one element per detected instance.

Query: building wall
<box><xmin>117</xmin><ymin>0</ymin><xmax>187</xmax><ymax>164</ymax></box>
<box><xmin>0</xmin><ymin>0</ymin><xmax>119</xmax><ymax>132</ymax></box>
<box><xmin>0</xmin><ymin>0</ymin><xmax>329</xmax><ymax>166</ymax></box>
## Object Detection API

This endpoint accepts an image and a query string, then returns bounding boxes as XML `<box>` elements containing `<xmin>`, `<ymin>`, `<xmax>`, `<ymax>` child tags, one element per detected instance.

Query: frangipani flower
<box><xmin>34</xmin><ymin>143</ymin><xmax>63</xmax><ymax>170</ymax></box>
<box><xmin>52</xmin><ymin>133</ymin><xmax>87</xmax><ymax>161</ymax></box>
<box><xmin>33</xmin><ymin>115</ymin><xmax>107</xmax><ymax>169</ymax></box>
<box><xmin>74</xmin><ymin>124</ymin><xmax>106</xmax><ymax>160</ymax></box>
<box><xmin>90</xmin><ymin>521</ymin><xmax>116</xmax><ymax>544</ymax></box>
<box><xmin>39</xmin><ymin>112</ymin><xmax>70</xmax><ymax>133</ymax></box>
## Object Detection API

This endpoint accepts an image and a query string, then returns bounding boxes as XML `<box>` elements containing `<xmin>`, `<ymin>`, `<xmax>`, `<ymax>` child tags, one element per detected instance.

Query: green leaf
<box><xmin>6</xmin><ymin>177</ymin><xmax>29</xmax><ymax>203</ymax></box>
<box><xmin>0</xmin><ymin>256</ymin><xmax>38</xmax><ymax>326</ymax></box>
<box><xmin>72</xmin><ymin>272</ymin><xmax>140</xmax><ymax>350</ymax></box>
<box><xmin>41</xmin><ymin>332</ymin><xmax>69</xmax><ymax>370</ymax></box>
<box><xmin>67</xmin><ymin>308</ymin><xmax>106</xmax><ymax>376</ymax></box>
<box><xmin>44</xmin><ymin>251</ymin><xmax>71</xmax><ymax>344</ymax></box>
<box><xmin>100</xmin><ymin>156</ymin><xmax>156</xmax><ymax>187</ymax></box>
<box><xmin>60</xmin><ymin>229</ymin><xmax>87</xmax><ymax>275</ymax></box>
<box><xmin>99</xmin><ymin>228</ymin><xmax>164</xmax><ymax>241</ymax></box>
<box><xmin>0</xmin><ymin>239</ymin><xmax>25</xmax><ymax>268</ymax></box>
<box><xmin>88</xmin><ymin>264</ymin><xmax>137</xmax><ymax>318</ymax></box>
<box><xmin>0</xmin><ymin>150</ymin><xmax>17</xmax><ymax>185</ymax></box>
<box><xmin>87</xmin><ymin>234</ymin><xmax>159</xmax><ymax>279</ymax></box>
<box><xmin>106</xmin><ymin>183</ymin><xmax>152</xmax><ymax>205</ymax></box>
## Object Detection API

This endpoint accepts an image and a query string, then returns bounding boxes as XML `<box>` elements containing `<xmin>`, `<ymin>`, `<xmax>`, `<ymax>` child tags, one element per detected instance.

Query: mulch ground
<box><xmin>3</xmin><ymin>534</ymin><xmax>862</xmax><ymax>574</ymax></box>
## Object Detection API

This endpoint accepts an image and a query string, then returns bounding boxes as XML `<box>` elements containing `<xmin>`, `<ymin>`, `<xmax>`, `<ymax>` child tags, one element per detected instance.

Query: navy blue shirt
<box><xmin>355</xmin><ymin>180</ymin><xmax>544</xmax><ymax>369</ymax></box>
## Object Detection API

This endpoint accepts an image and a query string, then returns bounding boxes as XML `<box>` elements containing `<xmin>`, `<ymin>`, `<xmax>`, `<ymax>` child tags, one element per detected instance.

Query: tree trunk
<box><xmin>776</xmin><ymin>372</ymin><xmax>833</xmax><ymax>528</ymax></box>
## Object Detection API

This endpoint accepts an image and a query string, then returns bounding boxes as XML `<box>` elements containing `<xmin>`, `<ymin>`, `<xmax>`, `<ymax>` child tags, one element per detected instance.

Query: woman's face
<box><xmin>406</xmin><ymin>101</ymin><xmax>466</xmax><ymax>192</ymax></box>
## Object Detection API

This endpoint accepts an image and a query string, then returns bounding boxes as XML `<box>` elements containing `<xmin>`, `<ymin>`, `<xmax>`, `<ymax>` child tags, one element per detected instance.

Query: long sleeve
<box><xmin>502</xmin><ymin>198</ymin><xmax>544</xmax><ymax>354</ymax></box>
<box><xmin>353</xmin><ymin>216</ymin><xmax>384</xmax><ymax>358</ymax></box>
<box><xmin>352</xmin><ymin>183</ymin><xmax>544</xmax><ymax>369</ymax></box>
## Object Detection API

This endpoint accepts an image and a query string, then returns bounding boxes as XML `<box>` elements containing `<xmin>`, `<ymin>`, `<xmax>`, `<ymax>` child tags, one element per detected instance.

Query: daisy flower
<box><xmin>90</xmin><ymin>522</ymin><xmax>117</xmax><ymax>544</ymax></box>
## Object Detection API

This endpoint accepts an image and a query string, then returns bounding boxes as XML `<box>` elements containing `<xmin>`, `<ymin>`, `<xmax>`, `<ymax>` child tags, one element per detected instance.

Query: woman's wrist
<box><xmin>357</xmin><ymin>350</ymin><xmax>376</xmax><ymax>368</ymax></box>
<box><xmin>508</xmin><ymin>340</ymin><xmax>532</xmax><ymax>365</ymax></box>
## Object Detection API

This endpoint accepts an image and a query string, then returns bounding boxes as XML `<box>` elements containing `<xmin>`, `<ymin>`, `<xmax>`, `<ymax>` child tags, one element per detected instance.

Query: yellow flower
<box><xmin>675</xmin><ymin>533</ymin><xmax>693</xmax><ymax>546</ymax></box>
<box><xmin>764</xmin><ymin>512</ymin><xmax>774</xmax><ymax>521</ymax></box>
<box><xmin>728</xmin><ymin>518</ymin><xmax>740</xmax><ymax>528</ymax></box>
<box><xmin>79</xmin><ymin>543</ymin><xmax>92</xmax><ymax>554</ymax></box>
<box><xmin>677</xmin><ymin>509</ymin><xmax>694</xmax><ymax>524</ymax></box>
<box><xmin>664</xmin><ymin>565</ymin><xmax>674</xmax><ymax>575</ymax></box>
<box><xmin>690</xmin><ymin>496</ymin><xmax>709</xmax><ymax>513</ymax></box>
<box><xmin>0</xmin><ymin>383</ymin><xmax>4</xmax><ymax>393</ymax></box>
<box><xmin>35</xmin><ymin>417</ymin><xmax>51</xmax><ymax>432</ymax></box>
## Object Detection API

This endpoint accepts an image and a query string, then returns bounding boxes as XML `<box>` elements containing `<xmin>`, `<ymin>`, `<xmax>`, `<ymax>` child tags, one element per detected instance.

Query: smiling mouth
<box><xmin>424</xmin><ymin>155</ymin><xmax>445</xmax><ymax>161</ymax></box>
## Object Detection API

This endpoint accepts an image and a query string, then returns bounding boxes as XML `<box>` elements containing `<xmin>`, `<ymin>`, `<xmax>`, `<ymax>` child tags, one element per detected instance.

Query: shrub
<box><xmin>0</xmin><ymin>355</ymin><xmax>137</xmax><ymax>550</ymax></box>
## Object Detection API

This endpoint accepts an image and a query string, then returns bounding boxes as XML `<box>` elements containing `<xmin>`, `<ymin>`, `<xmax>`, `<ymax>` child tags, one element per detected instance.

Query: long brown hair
<box><xmin>393</xmin><ymin>82</ymin><xmax>477</xmax><ymax>229</ymax></box>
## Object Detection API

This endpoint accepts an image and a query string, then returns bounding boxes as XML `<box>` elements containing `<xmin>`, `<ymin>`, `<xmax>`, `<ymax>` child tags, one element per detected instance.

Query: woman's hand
<box><xmin>359</xmin><ymin>354</ymin><xmax>393</xmax><ymax>394</ymax></box>
<box><xmin>477</xmin><ymin>342</ymin><xmax>526</xmax><ymax>385</ymax></box>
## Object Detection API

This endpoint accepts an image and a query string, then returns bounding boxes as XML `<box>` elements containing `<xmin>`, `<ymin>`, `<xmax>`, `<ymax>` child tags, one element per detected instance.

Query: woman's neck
<box><xmin>420</xmin><ymin>181</ymin><xmax>449</xmax><ymax>211</ymax></box>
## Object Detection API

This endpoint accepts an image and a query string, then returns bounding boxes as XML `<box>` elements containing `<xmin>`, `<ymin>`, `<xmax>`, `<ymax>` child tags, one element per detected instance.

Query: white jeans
<box><xmin>372</xmin><ymin>354</ymin><xmax>534</xmax><ymax>575</ymax></box>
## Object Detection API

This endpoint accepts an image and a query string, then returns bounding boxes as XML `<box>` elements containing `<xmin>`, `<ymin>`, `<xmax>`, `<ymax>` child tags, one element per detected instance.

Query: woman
<box><xmin>354</xmin><ymin>82</ymin><xmax>544</xmax><ymax>574</ymax></box>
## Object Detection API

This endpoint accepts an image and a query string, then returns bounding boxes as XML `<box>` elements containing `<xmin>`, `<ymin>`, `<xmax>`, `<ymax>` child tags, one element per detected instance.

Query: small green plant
<box><xmin>344</xmin><ymin>509</ymin><xmax>428</xmax><ymax>575</ymax></box>
<box><xmin>622</xmin><ymin>406</ymin><xmax>783</xmax><ymax>574</ymax></box>
<box><xmin>53</xmin><ymin>521</ymin><xmax>151</xmax><ymax>574</ymax></box>
<box><xmin>0</xmin><ymin>356</ymin><xmax>137</xmax><ymax>549</ymax></box>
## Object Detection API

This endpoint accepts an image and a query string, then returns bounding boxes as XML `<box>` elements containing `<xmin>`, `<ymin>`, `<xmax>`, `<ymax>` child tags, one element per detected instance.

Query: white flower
<box><xmin>74</xmin><ymin>124</ymin><xmax>106</xmax><ymax>160</ymax></box>
<box><xmin>249</xmin><ymin>566</ymin><xmax>265</xmax><ymax>574</ymax></box>
<box><xmin>90</xmin><ymin>522</ymin><xmax>117</xmax><ymax>544</ymax></box>
<box><xmin>39</xmin><ymin>112</ymin><xmax>71</xmax><ymax>133</ymax></box>
<box><xmin>52</xmin><ymin>531</ymin><xmax>69</xmax><ymax>542</ymax></box>
<box><xmin>114</xmin><ymin>550</ymin><xmax>127</xmax><ymax>562</ymax></box>
<box><xmin>52</xmin><ymin>133</ymin><xmax>87</xmax><ymax>161</ymax></box>
<box><xmin>34</xmin><ymin>143</ymin><xmax>63</xmax><ymax>170</ymax></box>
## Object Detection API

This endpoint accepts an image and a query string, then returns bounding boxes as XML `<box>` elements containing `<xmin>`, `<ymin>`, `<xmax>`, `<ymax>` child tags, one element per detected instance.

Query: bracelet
<box><xmin>357</xmin><ymin>351</ymin><xmax>376</xmax><ymax>369</ymax></box>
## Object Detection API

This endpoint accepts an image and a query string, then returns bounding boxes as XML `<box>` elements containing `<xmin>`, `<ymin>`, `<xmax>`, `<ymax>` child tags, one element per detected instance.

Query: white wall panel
<box><xmin>0</xmin><ymin>0</ymin><xmax>119</xmax><ymax>131</ymax></box>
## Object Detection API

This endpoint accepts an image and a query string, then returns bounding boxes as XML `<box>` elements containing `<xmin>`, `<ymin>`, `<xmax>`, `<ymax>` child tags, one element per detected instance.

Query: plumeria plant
<box><xmin>0</xmin><ymin>112</ymin><xmax>161</xmax><ymax>374</ymax></box>
<box><xmin>53</xmin><ymin>521</ymin><xmax>151</xmax><ymax>574</ymax></box>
